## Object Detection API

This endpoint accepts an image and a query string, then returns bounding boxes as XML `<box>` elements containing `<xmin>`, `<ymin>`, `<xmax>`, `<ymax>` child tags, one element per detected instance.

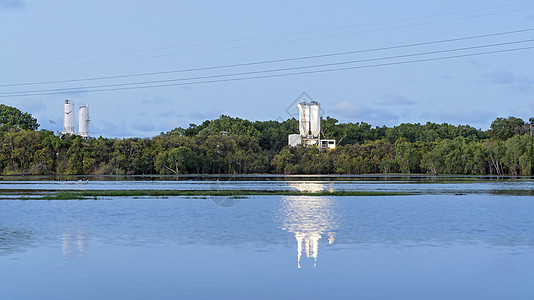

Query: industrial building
<box><xmin>288</xmin><ymin>100</ymin><xmax>335</xmax><ymax>149</ymax></box>
<box><xmin>62</xmin><ymin>99</ymin><xmax>90</xmax><ymax>139</ymax></box>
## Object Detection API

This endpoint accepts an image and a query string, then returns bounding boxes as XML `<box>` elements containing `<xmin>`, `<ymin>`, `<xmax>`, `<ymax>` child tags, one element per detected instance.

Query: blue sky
<box><xmin>1</xmin><ymin>0</ymin><xmax>534</xmax><ymax>137</ymax></box>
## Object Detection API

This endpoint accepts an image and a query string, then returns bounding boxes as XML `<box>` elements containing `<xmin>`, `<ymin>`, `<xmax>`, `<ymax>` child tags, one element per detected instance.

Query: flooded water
<box><xmin>1</xmin><ymin>177</ymin><xmax>534</xmax><ymax>299</ymax></box>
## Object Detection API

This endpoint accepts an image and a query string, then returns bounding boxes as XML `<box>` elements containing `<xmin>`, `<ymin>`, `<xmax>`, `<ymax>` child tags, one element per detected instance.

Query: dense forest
<box><xmin>1</xmin><ymin>104</ymin><xmax>533</xmax><ymax>176</ymax></box>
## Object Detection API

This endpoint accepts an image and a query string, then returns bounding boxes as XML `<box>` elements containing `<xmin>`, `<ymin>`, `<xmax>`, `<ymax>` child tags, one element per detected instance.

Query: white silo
<box><xmin>310</xmin><ymin>101</ymin><xmax>320</xmax><ymax>138</ymax></box>
<box><xmin>63</xmin><ymin>99</ymin><xmax>75</xmax><ymax>134</ymax></box>
<box><xmin>78</xmin><ymin>104</ymin><xmax>90</xmax><ymax>139</ymax></box>
<box><xmin>298</xmin><ymin>102</ymin><xmax>310</xmax><ymax>137</ymax></box>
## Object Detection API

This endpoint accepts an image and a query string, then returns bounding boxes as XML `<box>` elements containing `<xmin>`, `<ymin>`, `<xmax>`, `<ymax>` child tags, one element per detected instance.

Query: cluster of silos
<box><xmin>297</xmin><ymin>101</ymin><xmax>320</xmax><ymax>138</ymax></box>
<box><xmin>62</xmin><ymin>99</ymin><xmax>90</xmax><ymax>138</ymax></box>
<box><xmin>289</xmin><ymin>99</ymin><xmax>335</xmax><ymax>149</ymax></box>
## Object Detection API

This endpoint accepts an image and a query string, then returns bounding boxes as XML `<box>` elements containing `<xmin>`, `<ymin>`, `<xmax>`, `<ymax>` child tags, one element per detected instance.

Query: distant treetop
<box><xmin>0</xmin><ymin>104</ymin><xmax>39</xmax><ymax>130</ymax></box>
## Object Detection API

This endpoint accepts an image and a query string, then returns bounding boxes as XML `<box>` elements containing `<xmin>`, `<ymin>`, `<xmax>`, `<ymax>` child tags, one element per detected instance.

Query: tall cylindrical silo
<box><xmin>310</xmin><ymin>101</ymin><xmax>320</xmax><ymax>138</ymax></box>
<box><xmin>298</xmin><ymin>102</ymin><xmax>310</xmax><ymax>137</ymax></box>
<box><xmin>78</xmin><ymin>104</ymin><xmax>90</xmax><ymax>139</ymax></box>
<box><xmin>63</xmin><ymin>99</ymin><xmax>75</xmax><ymax>134</ymax></box>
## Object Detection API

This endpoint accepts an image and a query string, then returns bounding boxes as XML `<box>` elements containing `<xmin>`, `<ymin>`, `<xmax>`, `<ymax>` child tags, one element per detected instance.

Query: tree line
<box><xmin>1</xmin><ymin>104</ymin><xmax>533</xmax><ymax>175</ymax></box>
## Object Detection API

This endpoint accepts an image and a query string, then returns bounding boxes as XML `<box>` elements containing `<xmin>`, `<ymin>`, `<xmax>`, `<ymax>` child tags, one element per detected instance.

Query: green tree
<box><xmin>0</xmin><ymin>104</ymin><xmax>39</xmax><ymax>130</ymax></box>
<box><xmin>155</xmin><ymin>146</ymin><xmax>196</xmax><ymax>174</ymax></box>
<box><xmin>486</xmin><ymin>140</ymin><xmax>506</xmax><ymax>175</ymax></box>
<box><xmin>394</xmin><ymin>139</ymin><xmax>418</xmax><ymax>173</ymax></box>
<box><xmin>489</xmin><ymin>117</ymin><xmax>525</xmax><ymax>140</ymax></box>
<box><xmin>503</xmin><ymin>135</ymin><xmax>534</xmax><ymax>176</ymax></box>
<box><xmin>0</xmin><ymin>129</ymin><xmax>41</xmax><ymax>174</ymax></box>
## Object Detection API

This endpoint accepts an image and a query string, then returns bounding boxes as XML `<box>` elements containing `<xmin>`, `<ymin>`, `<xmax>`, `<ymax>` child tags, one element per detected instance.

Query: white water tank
<box><xmin>63</xmin><ymin>100</ymin><xmax>75</xmax><ymax>134</ymax></box>
<box><xmin>78</xmin><ymin>104</ymin><xmax>90</xmax><ymax>138</ymax></box>
<box><xmin>288</xmin><ymin>134</ymin><xmax>302</xmax><ymax>147</ymax></box>
<box><xmin>310</xmin><ymin>101</ymin><xmax>320</xmax><ymax>138</ymax></box>
<box><xmin>298</xmin><ymin>102</ymin><xmax>310</xmax><ymax>137</ymax></box>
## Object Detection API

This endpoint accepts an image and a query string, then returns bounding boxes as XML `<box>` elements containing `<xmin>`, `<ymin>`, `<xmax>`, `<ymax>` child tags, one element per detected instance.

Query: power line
<box><xmin>3</xmin><ymin>38</ymin><xmax>534</xmax><ymax>94</ymax></box>
<box><xmin>1</xmin><ymin>2</ymin><xmax>532</xmax><ymax>65</ymax></box>
<box><xmin>2</xmin><ymin>6</ymin><xmax>534</xmax><ymax>73</ymax></box>
<box><xmin>1</xmin><ymin>28</ymin><xmax>534</xmax><ymax>88</ymax></box>
<box><xmin>1</xmin><ymin>45</ymin><xmax>533</xmax><ymax>98</ymax></box>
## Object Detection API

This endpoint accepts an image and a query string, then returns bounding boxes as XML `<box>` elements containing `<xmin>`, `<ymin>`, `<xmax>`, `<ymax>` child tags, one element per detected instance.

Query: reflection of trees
<box><xmin>0</xmin><ymin>227</ymin><xmax>33</xmax><ymax>255</ymax></box>
<box><xmin>276</xmin><ymin>191</ymin><xmax>338</xmax><ymax>268</ymax></box>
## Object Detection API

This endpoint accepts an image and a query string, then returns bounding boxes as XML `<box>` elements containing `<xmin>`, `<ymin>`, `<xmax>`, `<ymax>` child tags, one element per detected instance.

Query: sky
<box><xmin>1</xmin><ymin>0</ymin><xmax>534</xmax><ymax>137</ymax></box>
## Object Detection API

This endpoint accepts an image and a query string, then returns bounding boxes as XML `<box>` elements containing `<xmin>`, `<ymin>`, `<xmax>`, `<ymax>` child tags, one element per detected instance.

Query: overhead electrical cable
<box><xmin>1</xmin><ymin>1</ymin><xmax>533</xmax><ymax>65</ymax></box>
<box><xmin>1</xmin><ymin>43</ymin><xmax>533</xmax><ymax>97</ymax></box>
<box><xmin>1</xmin><ymin>28</ymin><xmax>534</xmax><ymax>88</ymax></box>
<box><xmin>2</xmin><ymin>6</ymin><xmax>534</xmax><ymax>72</ymax></box>
<box><xmin>3</xmin><ymin>46</ymin><xmax>533</xmax><ymax>98</ymax></box>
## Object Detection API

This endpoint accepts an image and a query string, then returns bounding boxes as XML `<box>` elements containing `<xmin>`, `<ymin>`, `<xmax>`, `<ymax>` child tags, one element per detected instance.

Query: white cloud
<box><xmin>179</xmin><ymin>108</ymin><xmax>222</xmax><ymax>123</ymax></box>
<box><xmin>332</xmin><ymin>101</ymin><xmax>365</xmax><ymax>116</ymax></box>
<box><xmin>0</xmin><ymin>0</ymin><xmax>25</xmax><ymax>10</ymax></box>
<box><xmin>510</xmin><ymin>99</ymin><xmax>534</xmax><ymax>121</ymax></box>
<box><xmin>21</xmin><ymin>99</ymin><xmax>46</xmax><ymax>112</ymax></box>
<box><xmin>468</xmin><ymin>58</ymin><xmax>485</xmax><ymax>69</ymax></box>
<box><xmin>421</xmin><ymin>107</ymin><xmax>495</xmax><ymax>128</ymax></box>
<box><xmin>375</xmin><ymin>94</ymin><xmax>416</xmax><ymax>106</ymax></box>
<box><xmin>156</xmin><ymin>110</ymin><xmax>175</xmax><ymax>118</ymax></box>
<box><xmin>484</xmin><ymin>69</ymin><xmax>518</xmax><ymax>85</ymax></box>
<box><xmin>160</xmin><ymin>117</ymin><xmax>180</xmax><ymax>131</ymax></box>
<box><xmin>132</xmin><ymin>121</ymin><xmax>156</xmax><ymax>132</ymax></box>
<box><xmin>331</xmin><ymin>101</ymin><xmax>398</xmax><ymax>125</ymax></box>
<box><xmin>483</xmin><ymin>69</ymin><xmax>534</xmax><ymax>94</ymax></box>
<box><xmin>92</xmin><ymin>120</ymin><xmax>130</xmax><ymax>138</ymax></box>
<box><xmin>141</xmin><ymin>96</ymin><xmax>168</xmax><ymax>105</ymax></box>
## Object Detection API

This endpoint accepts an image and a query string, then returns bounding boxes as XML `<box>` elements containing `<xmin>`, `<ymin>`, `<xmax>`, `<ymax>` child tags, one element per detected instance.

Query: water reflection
<box><xmin>276</xmin><ymin>194</ymin><xmax>338</xmax><ymax>268</ymax></box>
<box><xmin>61</xmin><ymin>231</ymin><xmax>88</xmax><ymax>259</ymax></box>
<box><xmin>288</xmin><ymin>182</ymin><xmax>327</xmax><ymax>193</ymax></box>
<box><xmin>0</xmin><ymin>227</ymin><xmax>33</xmax><ymax>254</ymax></box>
<box><xmin>211</xmin><ymin>197</ymin><xmax>240</xmax><ymax>208</ymax></box>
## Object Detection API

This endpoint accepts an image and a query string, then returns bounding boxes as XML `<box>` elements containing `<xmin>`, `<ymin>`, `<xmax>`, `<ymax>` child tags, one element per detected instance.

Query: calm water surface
<box><xmin>1</xmin><ymin>178</ymin><xmax>534</xmax><ymax>299</ymax></box>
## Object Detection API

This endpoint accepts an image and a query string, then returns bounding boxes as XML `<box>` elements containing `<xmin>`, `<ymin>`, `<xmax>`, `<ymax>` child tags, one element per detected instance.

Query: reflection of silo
<box><xmin>62</xmin><ymin>231</ymin><xmax>88</xmax><ymax>259</ymax></box>
<box><xmin>63</xmin><ymin>100</ymin><xmax>75</xmax><ymax>134</ymax></box>
<box><xmin>78</xmin><ymin>104</ymin><xmax>90</xmax><ymax>138</ymax></box>
<box><xmin>310</xmin><ymin>101</ymin><xmax>320</xmax><ymax>138</ymax></box>
<box><xmin>275</xmin><ymin>191</ymin><xmax>338</xmax><ymax>268</ymax></box>
<box><xmin>298</xmin><ymin>102</ymin><xmax>310</xmax><ymax>137</ymax></box>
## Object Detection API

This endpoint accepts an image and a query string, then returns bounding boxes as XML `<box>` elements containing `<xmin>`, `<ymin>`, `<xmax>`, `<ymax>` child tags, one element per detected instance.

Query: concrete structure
<box><xmin>78</xmin><ymin>104</ymin><xmax>90</xmax><ymax>139</ymax></box>
<box><xmin>63</xmin><ymin>100</ymin><xmax>75</xmax><ymax>134</ymax></box>
<box><xmin>297</xmin><ymin>102</ymin><xmax>310</xmax><ymax>137</ymax></box>
<box><xmin>310</xmin><ymin>101</ymin><xmax>320</xmax><ymax>138</ymax></box>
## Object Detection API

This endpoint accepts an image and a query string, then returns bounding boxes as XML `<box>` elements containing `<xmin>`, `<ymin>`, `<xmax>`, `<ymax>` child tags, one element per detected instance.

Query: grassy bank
<box><xmin>25</xmin><ymin>189</ymin><xmax>415</xmax><ymax>200</ymax></box>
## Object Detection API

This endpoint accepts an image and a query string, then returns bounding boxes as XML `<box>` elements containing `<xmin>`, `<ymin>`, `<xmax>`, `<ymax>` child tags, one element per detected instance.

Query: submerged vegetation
<box><xmin>2</xmin><ymin>104</ymin><xmax>534</xmax><ymax>176</ymax></box>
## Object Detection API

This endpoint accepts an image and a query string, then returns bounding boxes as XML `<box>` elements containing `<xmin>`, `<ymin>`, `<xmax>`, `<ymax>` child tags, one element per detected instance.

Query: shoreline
<box><xmin>0</xmin><ymin>189</ymin><xmax>416</xmax><ymax>200</ymax></box>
